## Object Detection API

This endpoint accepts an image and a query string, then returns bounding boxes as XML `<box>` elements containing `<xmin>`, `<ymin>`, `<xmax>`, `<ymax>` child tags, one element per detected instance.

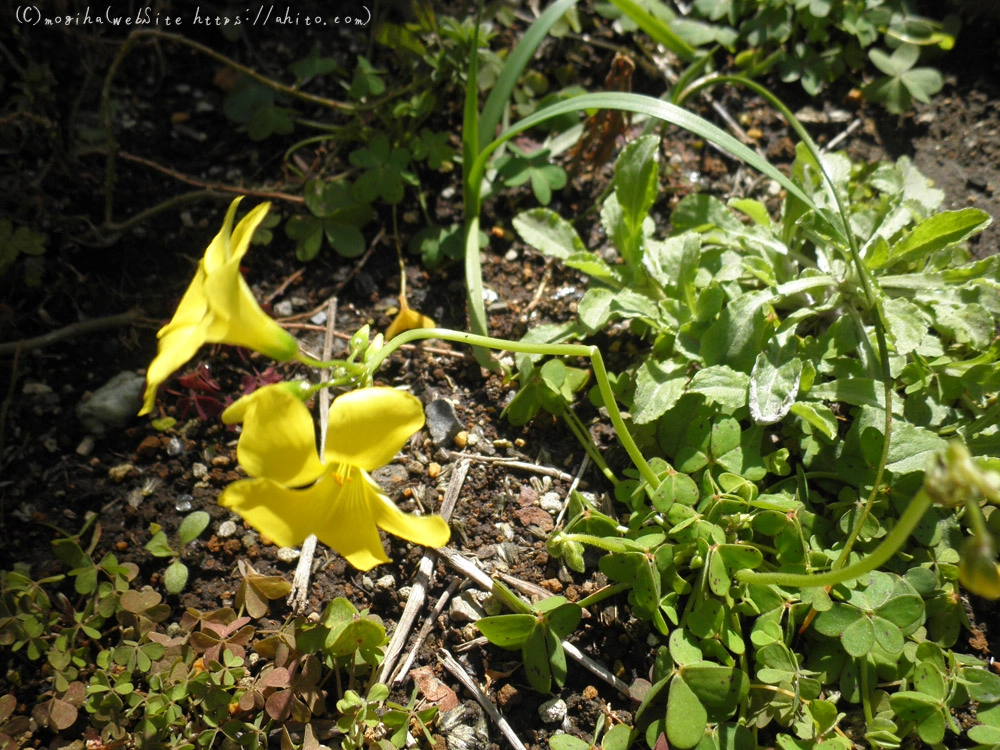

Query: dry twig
<box><xmin>378</xmin><ymin>459</ymin><xmax>469</xmax><ymax>682</ymax></box>
<box><xmin>438</xmin><ymin>648</ymin><xmax>527</xmax><ymax>750</ymax></box>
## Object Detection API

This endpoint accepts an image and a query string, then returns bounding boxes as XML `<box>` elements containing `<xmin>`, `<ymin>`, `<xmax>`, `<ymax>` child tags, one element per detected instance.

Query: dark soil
<box><xmin>1</xmin><ymin>3</ymin><xmax>999</xmax><ymax>749</ymax></box>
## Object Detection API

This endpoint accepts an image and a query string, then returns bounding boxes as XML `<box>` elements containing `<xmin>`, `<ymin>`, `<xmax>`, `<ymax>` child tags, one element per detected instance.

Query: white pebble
<box><xmin>540</xmin><ymin>492</ymin><xmax>563</xmax><ymax>514</ymax></box>
<box><xmin>538</xmin><ymin>698</ymin><xmax>567</xmax><ymax>724</ymax></box>
<box><xmin>217</xmin><ymin>520</ymin><xmax>237</xmax><ymax>538</ymax></box>
<box><xmin>276</xmin><ymin>547</ymin><xmax>300</xmax><ymax>563</ymax></box>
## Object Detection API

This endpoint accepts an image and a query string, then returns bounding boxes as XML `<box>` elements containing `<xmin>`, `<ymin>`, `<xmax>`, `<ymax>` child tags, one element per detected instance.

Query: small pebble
<box><xmin>76</xmin><ymin>435</ymin><xmax>95</xmax><ymax>456</ymax></box>
<box><xmin>375</xmin><ymin>575</ymin><xmax>396</xmax><ymax>591</ymax></box>
<box><xmin>448</xmin><ymin>594</ymin><xmax>483</xmax><ymax>623</ymax></box>
<box><xmin>538</xmin><ymin>698</ymin><xmax>567</xmax><ymax>724</ymax></box>
<box><xmin>425</xmin><ymin>399</ymin><xmax>464</xmax><ymax>446</ymax></box>
<box><xmin>310</xmin><ymin>311</ymin><xmax>328</xmax><ymax>325</ymax></box>
<box><xmin>217</xmin><ymin>520</ymin><xmax>237</xmax><ymax>538</ymax></box>
<box><xmin>276</xmin><ymin>547</ymin><xmax>300</xmax><ymax>563</ymax></box>
<box><xmin>23</xmin><ymin>382</ymin><xmax>53</xmax><ymax>396</ymax></box>
<box><xmin>136</xmin><ymin>435</ymin><xmax>161</xmax><ymax>458</ymax></box>
<box><xmin>427</xmin><ymin>462</ymin><xmax>441</xmax><ymax>479</ymax></box>
<box><xmin>166</xmin><ymin>437</ymin><xmax>184</xmax><ymax>456</ymax></box>
<box><xmin>539</xmin><ymin>491</ymin><xmax>563</xmax><ymax>514</ymax></box>
<box><xmin>192</xmin><ymin>463</ymin><xmax>209</xmax><ymax>479</ymax></box>
<box><xmin>273</xmin><ymin>300</ymin><xmax>294</xmax><ymax>317</ymax></box>
<box><xmin>76</xmin><ymin>371</ymin><xmax>145</xmax><ymax>436</ymax></box>
<box><xmin>453</xmin><ymin>431</ymin><xmax>469</xmax><ymax>449</ymax></box>
<box><xmin>108</xmin><ymin>463</ymin><xmax>135</xmax><ymax>482</ymax></box>
<box><xmin>497</xmin><ymin>683</ymin><xmax>521</xmax><ymax>708</ymax></box>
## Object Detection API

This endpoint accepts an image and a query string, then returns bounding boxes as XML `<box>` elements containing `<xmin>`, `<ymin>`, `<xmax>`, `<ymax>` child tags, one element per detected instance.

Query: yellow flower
<box><xmin>139</xmin><ymin>198</ymin><xmax>299</xmax><ymax>415</ymax></box>
<box><xmin>385</xmin><ymin>296</ymin><xmax>435</xmax><ymax>341</ymax></box>
<box><xmin>219</xmin><ymin>384</ymin><xmax>450</xmax><ymax>570</ymax></box>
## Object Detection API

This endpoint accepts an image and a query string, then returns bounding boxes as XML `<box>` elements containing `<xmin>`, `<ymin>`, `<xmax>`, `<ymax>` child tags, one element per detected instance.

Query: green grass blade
<box><xmin>472</xmin><ymin>92</ymin><xmax>841</xmax><ymax>240</ymax></box>
<box><xmin>608</xmin><ymin>0</ymin><xmax>697</xmax><ymax>63</ymax></box>
<box><xmin>463</xmin><ymin>3</ymin><xmax>484</xmax><ymax>220</ymax></box>
<box><xmin>479</xmin><ymin>0</ymin><xmax>580</xmax><ymax>148</ymax></box>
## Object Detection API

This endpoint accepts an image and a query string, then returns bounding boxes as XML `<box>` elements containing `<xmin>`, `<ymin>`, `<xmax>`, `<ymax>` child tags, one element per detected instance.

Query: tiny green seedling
<box><xmin>144</xmin><ymin>510</ymin><xmax>211</xmax><ymax>594</ymax></box>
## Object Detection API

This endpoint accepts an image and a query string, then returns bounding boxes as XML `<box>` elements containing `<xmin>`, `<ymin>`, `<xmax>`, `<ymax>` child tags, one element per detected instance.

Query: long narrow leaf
<box><xmin>608</xmin><ymin>0</ymin><xmax>697</xmax><ymax>62</ymax></box>
<box><xmin>479</xmin><ymin>0</ymin><xmax>580</xmax><ymax>148</ymax></box>
<box><xmin>472</xmin><ymin>92</ymin><xmax>840</xmax><ymax>241</ymax></box>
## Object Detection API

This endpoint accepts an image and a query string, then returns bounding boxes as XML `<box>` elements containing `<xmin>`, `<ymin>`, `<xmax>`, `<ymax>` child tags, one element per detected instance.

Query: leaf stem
<box><xmin>735</xmin><ymin>488</ymin><xmax>931</xmax><ymax>588</ymax></box>
<box><xmin>368</xmin><ymin>328</ymin><xmax>660</xmax><ymax>489</ymax></box>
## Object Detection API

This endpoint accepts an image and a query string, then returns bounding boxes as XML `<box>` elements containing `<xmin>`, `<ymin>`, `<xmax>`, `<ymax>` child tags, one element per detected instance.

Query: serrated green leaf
<box><xmin>749</xmin><ymin>354</ymin><xmax>802</xmax><ymax>425</ymax></box>
<box><xmin>688</xmin><ymin>366</ymin><xmax>750</xmax><ymax>411</ymax></box>
<box><xmin>888</xmin><ymin>208</ymin><xmax>990</xmax><ymax>267</ymax></box>
<box><xmin>790</xmin><ymin>401</ymin><xmax>839</xmax><ymax>440</ymax></box>
<box><xmin>513</xmin><ymin>208</ymin><xmax>586</xmax><ymax>259</ymax></box>
<box><xmin>633</xmin><ymin>360</ymin><xmax>686</xmax><ymax>424</ymax></box>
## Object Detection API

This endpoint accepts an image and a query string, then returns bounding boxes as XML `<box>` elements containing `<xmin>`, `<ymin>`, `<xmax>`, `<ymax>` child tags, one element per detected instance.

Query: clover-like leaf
<box><xmin>863</xmin><ymin>44</ymin><xmax>943</xmax><ymax>114</ymax></box>
<box><xmin>349</xmin><ymin>134</ymin><xmax>414</xmax><ymax>204</ymax></box>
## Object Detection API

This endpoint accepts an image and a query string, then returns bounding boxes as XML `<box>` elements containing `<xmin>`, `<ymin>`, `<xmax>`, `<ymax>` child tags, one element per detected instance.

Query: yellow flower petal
<box><xmin>370</xmin><ymin>482</ymin><xmax>451</xmax><ymax>549</ymax></box>
<box><xmin>139</xmin><ymin>198</ymin><xmax>299</xmax><ymax>416</ymax></box>
<box><xmin>323</xmin><ymin>388</ymin><xmax>425</xmax><ymax>471</ymax></box>
<box><xmin>203</xmin><ymin>267</ymin><xmax>299</xmax><ymax>360</ymax></box>
<box><xmin>229</xmin><ymin>385</ymin><xmax>325</xmax><ymax>487</ymax></box>
<box><xmin>220</xmin><ymin>471</ymin><xmax>391</xmax><ymax>571</ymax></box>
<box><xmin>385</xmin><ymin>299</ymin><xmax>435</xmax><ymax>341</ymax></box>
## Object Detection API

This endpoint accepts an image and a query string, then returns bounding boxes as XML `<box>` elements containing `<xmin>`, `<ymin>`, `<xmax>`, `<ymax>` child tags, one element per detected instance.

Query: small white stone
<box><xmin>540</xmin><ymin>492</ymin><xmax>563</xmax><ymax>514</ymax></box>
<box><xmin>273</xmin><ymin>300</ymin><xmax>294</xmax><ymax>317</ymax></box>
<box><xmin>449</xmin><ymin>594</ymin><xmax>483</xmax><ymax>623</ymax></box>
<box><xmin>192</xmin><ymin>462</ymin><xmax>209</xmax><ymax>479</ymax></box>
<box><xmin>375</xmin><ymin>575</ymin><xmax>395</xmax><ymax>591</ymax></box>
<box><xmin>217</xmin><ymin>520</ymin><xmax>237</xmax><ymax>538</ymax></box>
<box><xmin>538</xmin><ymin>698</ymin><xmax>567</xmax><ymax>723</ymax></box>
<box><xmin>276</xmin><ymin>547</ymin><xmax>300</xmax><ymax>563</ymax></box>
<box><xmin>76</xmin><ymin>435</ymin><xmax>95</xmax><ymax>456</ymax></box>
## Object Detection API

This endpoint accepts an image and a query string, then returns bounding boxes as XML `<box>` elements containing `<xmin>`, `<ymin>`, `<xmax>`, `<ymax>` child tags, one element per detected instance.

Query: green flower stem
<box><xmin>679</xmin><ymin>73</ymin><xmax>895</xmax><ymax>579</ymax></box>
<box><xmin>735</xmin><ymin>488</ymin><xmax>932</xmax><ymax>588</ymax></box>
<box><xmin>558</xmin><ymin>406</ymin><xmax>619</xmax><ymax>486</ymax></box>
<box><xmin>369</xmin><ymin>328</ymin><xmax>661</xmax><ymax>489</ymax></box>
<box><xmin>576</xmin><ymin>581</ymin><xmax>633</xmax><ymax>609</ymax></box>
<box><xmin>293</xmin><ymin>352</ymin><xmax>366</xmax><ymax>376</ymax></box>
<box><xmin>859</xmin><ymin>658</ymin><xmax>874</xmax><ymax>726</ymax></box>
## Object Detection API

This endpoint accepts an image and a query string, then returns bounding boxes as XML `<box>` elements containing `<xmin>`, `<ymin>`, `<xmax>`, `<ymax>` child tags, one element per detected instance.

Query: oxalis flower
<box><xmin>139</xmin><ymin>198</ymin><xmax>299</xmax><ymax>415</ymax></box>
<box><xmin>219</xmin><ymin>384</ymin><xmax>450</xmax><ymax>571</ymax></box>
